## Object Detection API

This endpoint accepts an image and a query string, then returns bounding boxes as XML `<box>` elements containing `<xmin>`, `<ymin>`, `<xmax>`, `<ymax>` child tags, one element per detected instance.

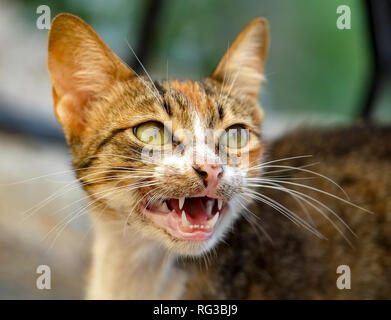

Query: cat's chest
<box><xmin>124</xmin><ymin>248</ymin><xmax>188</xmax><ymax>299</ymax></box>
<box><xmin>87</xmin><ymin>228</ymin><xmax>189</xmax><ymax>299</ymax></box>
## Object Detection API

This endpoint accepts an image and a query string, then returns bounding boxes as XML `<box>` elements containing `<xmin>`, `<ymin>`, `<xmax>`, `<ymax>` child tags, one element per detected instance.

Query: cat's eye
<box><xmin>134</xmin><ymin>121</ymin><xmax>170</xmax><ymax>145</ymax></box>
<box><xmin>220</xmin><ymin>125</ymin><xmax>249</xmax><ymax>149</ymax></box>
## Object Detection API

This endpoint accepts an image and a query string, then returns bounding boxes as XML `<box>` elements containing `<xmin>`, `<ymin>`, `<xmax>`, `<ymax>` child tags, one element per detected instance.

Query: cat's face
<box><xmin>48</xmin><ymin>14</ymin><xmax>269</xmax><ymax>256</ymax></box>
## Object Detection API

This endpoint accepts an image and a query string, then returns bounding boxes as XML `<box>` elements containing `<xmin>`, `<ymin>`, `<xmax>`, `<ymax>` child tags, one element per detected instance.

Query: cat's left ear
<box><xmin>210</xmin><ymin>17</ymin><xmax>269</xmax><ymax>98</ymax></box>
<box><xmin>48</xmin><ymin>13</ymin><xmax>134</xmax><ymax>140</ymax></box>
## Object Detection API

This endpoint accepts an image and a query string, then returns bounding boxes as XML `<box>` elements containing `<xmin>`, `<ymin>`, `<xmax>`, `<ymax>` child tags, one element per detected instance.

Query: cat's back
<box><xmin>185</xmin><ymin>124</ymin><xmax>391</xmax><ymax>299</ymax></box>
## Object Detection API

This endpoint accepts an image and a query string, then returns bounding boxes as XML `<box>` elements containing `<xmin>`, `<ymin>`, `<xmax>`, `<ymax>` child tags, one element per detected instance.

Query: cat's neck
<box><xmin>86</xmin><ymin>215</ymin><xmax>188</xmax><ymax>299</ymax></box>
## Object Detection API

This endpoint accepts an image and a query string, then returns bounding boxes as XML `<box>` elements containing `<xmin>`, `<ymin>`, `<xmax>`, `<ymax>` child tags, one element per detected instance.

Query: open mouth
<box><xmin>142</xmin><ymin>196</ymin><xmax>227</xmax><ymax>241</ymax></box>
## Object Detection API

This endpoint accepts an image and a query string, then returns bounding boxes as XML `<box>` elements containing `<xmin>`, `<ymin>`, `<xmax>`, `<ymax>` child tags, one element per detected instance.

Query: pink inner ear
<box><xmin>55</xmin><ymin>93</ymin><xmax>87</xmax><ymax>137</ymax></box>
<box><xmin>51</xmin><ymin>63</ymin><xmax>80</xmax><ymax>99</ymax></box>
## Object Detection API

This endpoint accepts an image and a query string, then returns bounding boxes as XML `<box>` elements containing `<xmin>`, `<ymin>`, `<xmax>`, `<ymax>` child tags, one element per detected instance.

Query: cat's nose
<box><xmin>193</xmin><ymin>164</ymin><xmax>224</xmax><ymax>187</ymax></box>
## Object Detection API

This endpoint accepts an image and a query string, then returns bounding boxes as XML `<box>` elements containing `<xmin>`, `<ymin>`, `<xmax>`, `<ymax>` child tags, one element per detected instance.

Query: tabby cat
<box><xmin>47</xmin><ymin>13</ymin><xmax>391</xmax><ymax>299</ymax></box>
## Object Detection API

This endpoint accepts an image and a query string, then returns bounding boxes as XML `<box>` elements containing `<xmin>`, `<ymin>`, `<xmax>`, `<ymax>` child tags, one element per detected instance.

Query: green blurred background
<box><xmin>10</xmin><ymin>0</ymin><xmax>391</xmax><ymax>128</ymax></box>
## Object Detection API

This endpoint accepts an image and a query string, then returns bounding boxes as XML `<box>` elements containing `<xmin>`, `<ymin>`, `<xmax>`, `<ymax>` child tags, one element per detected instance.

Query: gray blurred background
<box><xmin>0</xmin><ymin>0</ymin><xmax>390</xmax><ymax>299</ymax></box>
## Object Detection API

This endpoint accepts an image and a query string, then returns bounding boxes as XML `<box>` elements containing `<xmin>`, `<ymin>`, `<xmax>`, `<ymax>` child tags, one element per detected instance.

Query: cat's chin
<box><xmin>142</xmin><ymin>196</ymin><xmax>228</xmax><ymax>242</ymax></box>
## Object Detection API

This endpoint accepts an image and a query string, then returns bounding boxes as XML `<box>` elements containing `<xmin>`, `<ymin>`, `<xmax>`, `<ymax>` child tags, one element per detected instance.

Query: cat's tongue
<box><xmin>168</xmin><ymin>197</ymin><xmax>212</xmax><ymax>225</ymax></box>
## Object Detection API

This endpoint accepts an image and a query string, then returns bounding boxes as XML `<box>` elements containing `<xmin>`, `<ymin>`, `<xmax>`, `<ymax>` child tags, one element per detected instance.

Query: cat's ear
<box><xmin>211</xmin><ymin>17</ymin><xmax>269</xmax><ymax>98</ymax></box>
<box><xmin>48</xmin><ymin>13</ymin><xmax>134</xmax><ymax>138</ymax></box>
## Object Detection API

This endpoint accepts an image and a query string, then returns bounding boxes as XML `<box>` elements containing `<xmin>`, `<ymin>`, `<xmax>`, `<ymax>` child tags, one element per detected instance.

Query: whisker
<box><xmin>242</xmin><ymin>187</ymin><xmax>325</xmax><ymax>239</ymax></box>
<box><xmin>1</xmin><ymin>163</ymin><xmax>158</xmax><ymax>187</ymax></box>
<box><xmin>258</xmin><ymin>155</ymin><xmax>313</xmax><ymax>166</ymax></box>
<box><xmin>19</xmin><ymin>168</ymin><xmax>158</xmax><ymax>222</ymax></box>
<box><xmin>45</xmin><ymin>179</ymin><xmax>159</xmax><ymax>247</ymax></box>
<box><xmin>245</xmin><ymin>184</ymin><xmax>355</xmax><ymax>245</ymax></box>
<box><xmin>46</xmin><ymin>186</ymin><xmax>130</xmax><ymax>249</ymax></box>
<box><xmin>124</xmin><ymin>39</ymin><xmax>164</xmax><ymax>105</ymax></box>
<box><xmin>233</xmin><ymin>197</ymin><xmax>274</xmax><ymax>244</ymax></box>
<box><xmin>248</xmin><ymin>176</ymin><xmax>369</xmax><ymax>213</ymax></box>
<box><xmin>249</xmin><ymin>164</ymin><xmax>350</xmax><ymax>200</ymax></box>
<box><xmin>257</xmin><ymin>163</ymin><xmax>319</xmax><ymax>176</ymax></box>
<box><xmin>82</xmin><ymin>153</ymin><xmax>156</xmax><ymax>165</ymax></box>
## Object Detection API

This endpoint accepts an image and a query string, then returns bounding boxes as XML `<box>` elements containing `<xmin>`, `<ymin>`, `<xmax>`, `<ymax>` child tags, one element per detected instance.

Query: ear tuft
<box><xmin>48</xmin><ymin>13</ymin><xmax>133</xmax><ymax>138</ymax></box>
<box><xmin>211</xmin><ymin>17</ymin><xmax>269</xmax><ymax>98</ymax></box>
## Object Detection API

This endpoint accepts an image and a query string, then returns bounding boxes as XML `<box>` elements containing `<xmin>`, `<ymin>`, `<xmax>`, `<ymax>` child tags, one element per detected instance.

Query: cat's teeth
<box><xmin>207</xmin><ymin>212</ymin><xmax>219</xmax><ymax>229</ymax></box>
<box><xmin>179</xmin><ymin>197</ymin><xmax>185</xmax><ymax>210</ymax></box>
<box><xmin>181</xmin><ymin>210</ymin><xmax>190</xmax><ymax>227</ymax></box>
<box><xmin>161</xmin><ymin>201</ymin><xmax>170</xmax><ymax>212</ymax></box>
<box><xmin>218</xmin><ymin>199</ymin><xmax>223</xmax><ymax>210</ymax></box>
<box><xmin>205</xmin><ymin>199</ymin><xmax>214</xmax><ymax>216</ymax></box>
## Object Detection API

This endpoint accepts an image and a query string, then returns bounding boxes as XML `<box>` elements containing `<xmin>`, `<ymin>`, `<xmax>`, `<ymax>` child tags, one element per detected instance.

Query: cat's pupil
<box><xmin>134</xmin><ymin>121</ymin><xmax>169</xmax><ymax>145</ymax></box>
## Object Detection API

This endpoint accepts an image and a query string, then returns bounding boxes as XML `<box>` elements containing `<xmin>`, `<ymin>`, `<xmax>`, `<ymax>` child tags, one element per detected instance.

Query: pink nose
<box><xmin>193</xmin><ymin>163</ymin><xmax>224</xmax><ymax>187</ymax></box>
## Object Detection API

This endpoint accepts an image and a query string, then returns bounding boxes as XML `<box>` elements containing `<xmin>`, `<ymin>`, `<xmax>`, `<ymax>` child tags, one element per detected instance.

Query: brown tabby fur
<box><xmin>47</xmin><ymin>13</ymin><xmax>391</xmax><ymax>299</ymax></box>
<box><xmin>184</xmin><ymin>125</ymin><xmax>391</xmax><ymax>299</ymax></box>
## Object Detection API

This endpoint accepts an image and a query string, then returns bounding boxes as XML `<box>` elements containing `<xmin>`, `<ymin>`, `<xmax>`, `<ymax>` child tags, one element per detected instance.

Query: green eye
<box><xmin>134</xmin><ymin>121</ymin><xmax>170</xmax><ymax>145</ymax></box>
<box><xmin>220</xmin><ymin>125</ymin><xmax>249</xmax><ymax>148</ymax></box>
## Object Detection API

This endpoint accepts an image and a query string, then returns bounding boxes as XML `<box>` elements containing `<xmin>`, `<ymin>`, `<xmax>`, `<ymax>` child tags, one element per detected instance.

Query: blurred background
<box><xmin>0</xmin><ymin>0</ymin><xmax>389</xmax><ymax>299</ymax></box>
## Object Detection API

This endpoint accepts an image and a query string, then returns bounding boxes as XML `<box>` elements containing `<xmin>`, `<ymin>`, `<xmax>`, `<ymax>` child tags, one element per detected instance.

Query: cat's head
<box><xmin>48</xmin><ymin>13</ymin><xmax>269</xmax><ymax>256</ymax></box>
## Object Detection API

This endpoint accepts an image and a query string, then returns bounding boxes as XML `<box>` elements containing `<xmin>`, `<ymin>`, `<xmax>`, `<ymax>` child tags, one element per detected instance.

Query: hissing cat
<box><xmin>48</xmin><ymin>14</ymin><xmax>391</xmax><ymax>299</ymax></box>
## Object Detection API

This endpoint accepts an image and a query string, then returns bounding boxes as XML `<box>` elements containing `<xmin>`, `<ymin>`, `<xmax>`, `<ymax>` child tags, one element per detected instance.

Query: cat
<box><xmin>47</xmin><ymin>13</ymin><xmax>391</xmax><ymax>299</ymax></box>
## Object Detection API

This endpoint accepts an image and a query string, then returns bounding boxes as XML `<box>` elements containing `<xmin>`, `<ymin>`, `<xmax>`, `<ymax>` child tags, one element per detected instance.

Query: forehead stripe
<box><xmin>154</xmin><ymin>81</ymin><xmax>171</xmax><ymax>116</ymax></box>
<box><xmin>218</xmin><ymin>104</ymin><xmax>224</xmax><ymax>119</ymax></box>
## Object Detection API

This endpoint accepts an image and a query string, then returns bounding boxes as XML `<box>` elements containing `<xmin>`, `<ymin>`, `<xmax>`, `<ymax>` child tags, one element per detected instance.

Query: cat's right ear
<box><xmin>48</xmin><ymin>13</ymin><xmax>134</xmax><ymax>139</ymax></box>
<box><xmin>210</xmin><ymin>17</ymin><xmax>269</xmax><ymax>99</ymax></box>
